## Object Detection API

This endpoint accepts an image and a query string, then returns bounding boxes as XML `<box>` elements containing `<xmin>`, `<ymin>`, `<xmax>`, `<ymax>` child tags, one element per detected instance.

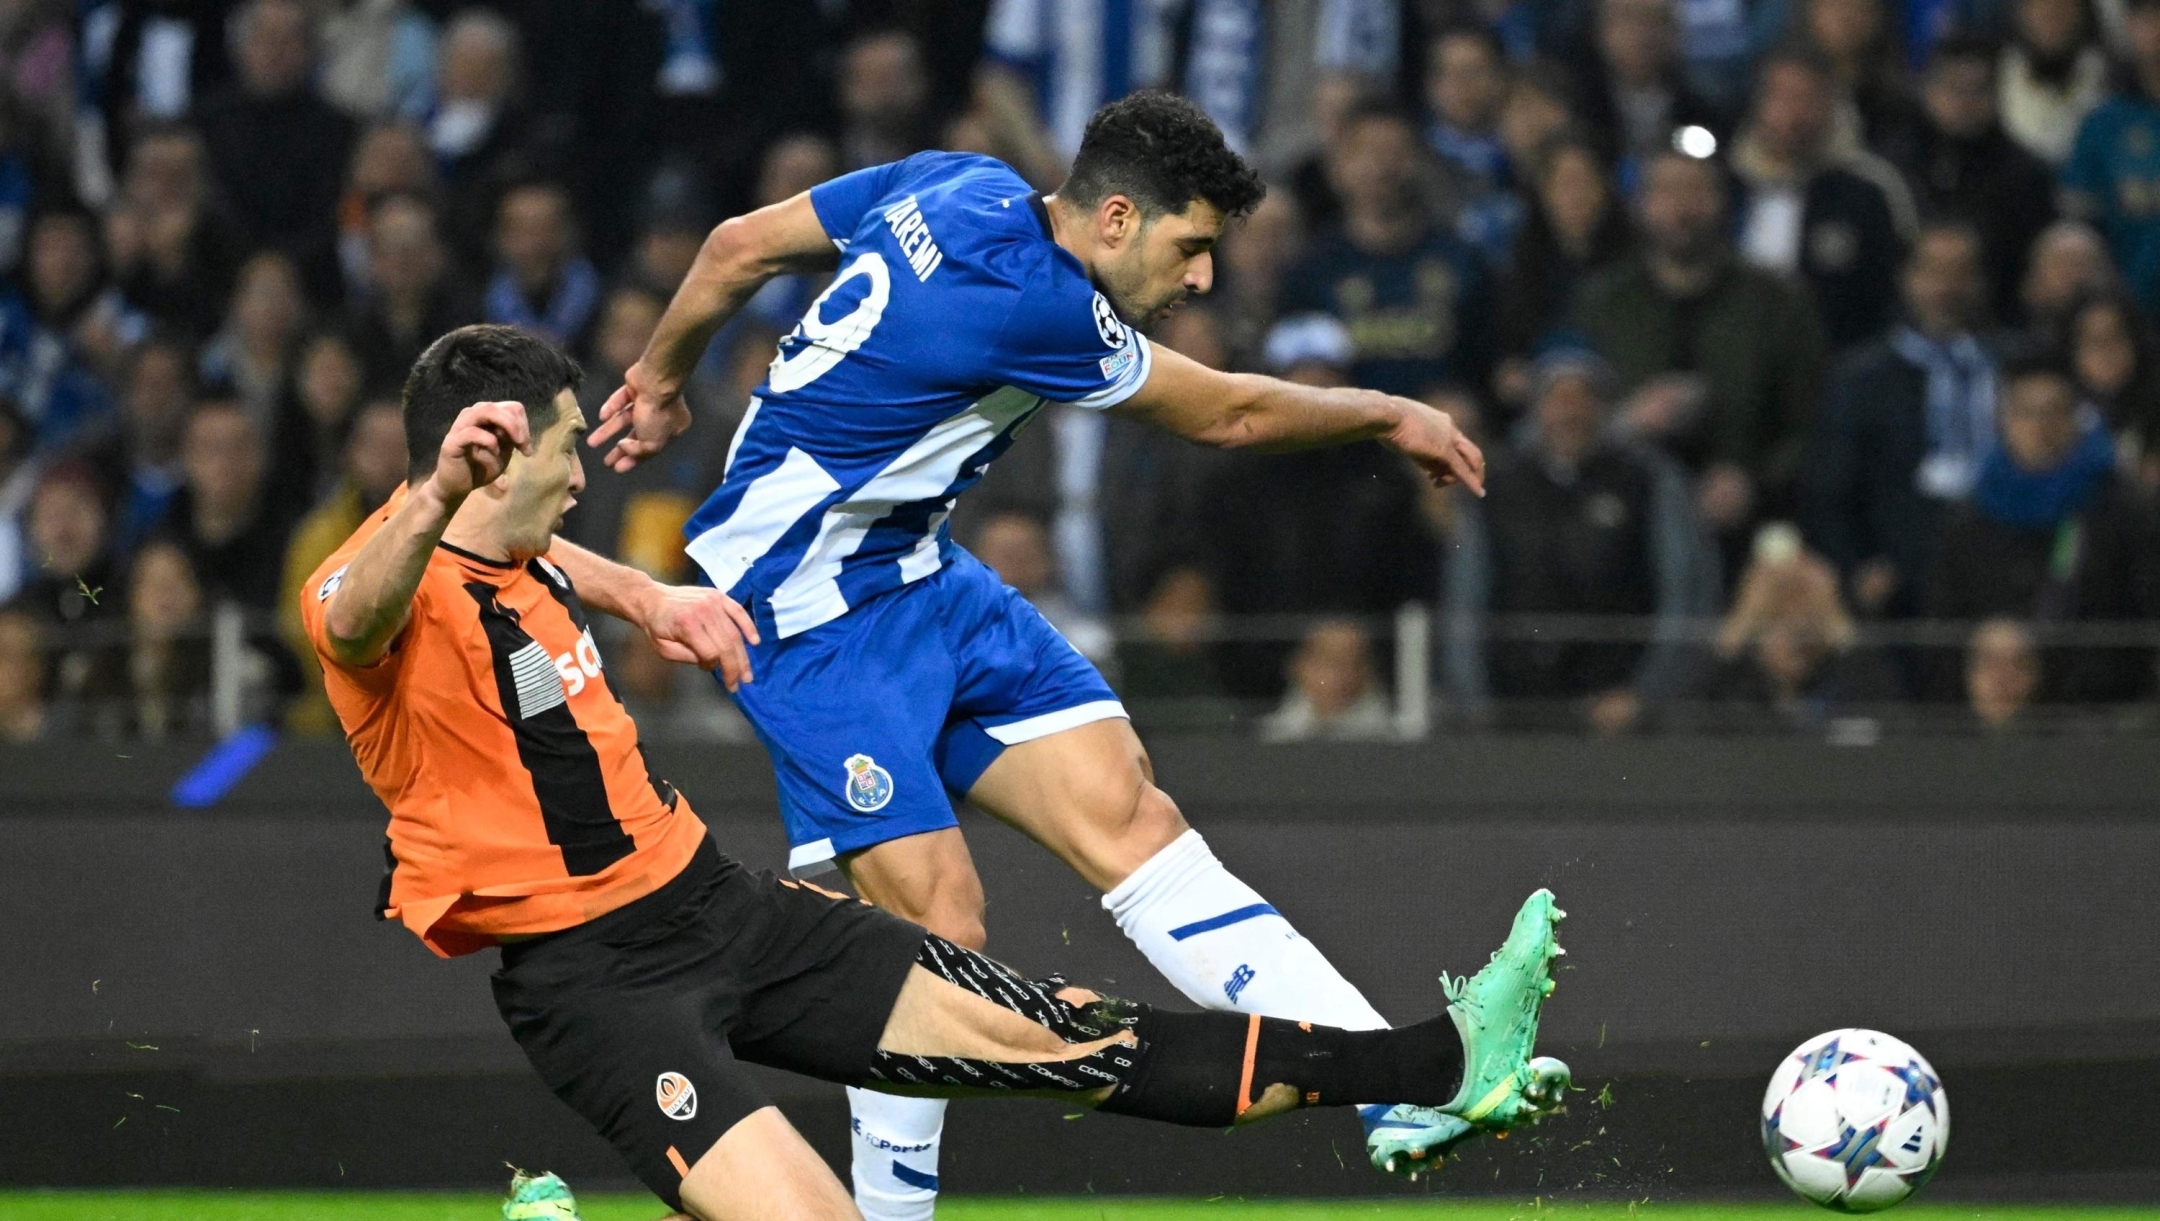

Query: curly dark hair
<box><xmin>1061</xmin><ymin>91</ymin><xmax>1266</xmax><ymax>222</ymax></box>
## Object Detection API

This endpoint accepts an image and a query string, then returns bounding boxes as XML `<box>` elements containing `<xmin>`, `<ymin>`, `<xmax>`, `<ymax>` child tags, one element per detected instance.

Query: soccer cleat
<box><xmin>1362</xmin><ymin>1102</ymin><xmax>1478</xmax><ymax>1178</ymax></box>
<box><xmin>1437</xmin><ymin>888</ymin><xmax>1571</xmax><ymax>1130</ymax></box>
<box><xmin>503</xmin><ymin>1168</ymin><xmax>583</xmax><ymax>1221</ymax></box>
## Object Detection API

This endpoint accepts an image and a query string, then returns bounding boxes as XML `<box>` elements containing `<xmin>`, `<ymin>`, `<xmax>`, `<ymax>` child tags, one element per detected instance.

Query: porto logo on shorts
<box><xmin>655</xmin><ymin>1071</ymin><xmax>698</xmax><ymax>1121</ymax></box>
<box><xmin>1092</xmin><ymin>292</ymin><xmax>1128</xmax><ymax>350</ymax></box>
<box><xmin>843</xmin><ymin>753</ymin><xmax>895</xmax><ymax>812</ymax></box>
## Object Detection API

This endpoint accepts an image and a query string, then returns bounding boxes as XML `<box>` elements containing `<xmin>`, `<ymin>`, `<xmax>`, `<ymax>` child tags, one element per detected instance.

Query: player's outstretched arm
<box><xmin>1115</xmin><ymin>342</ymin><xmax>1486</xmax><ymax>495</ymax></box>
<box><xmin>592</xmin><ymin>193</ymin><xmax>839</xmax><ymax>474</ymax></box>
<box><xmin>321</xmin><ymin>401</ymin><xmax>531</xmax><ymax>668</ymax></box>
<box><xmin>548</xmin><ymin>539</ymin><xmax>761</xmax><ymax>691</ymax></box>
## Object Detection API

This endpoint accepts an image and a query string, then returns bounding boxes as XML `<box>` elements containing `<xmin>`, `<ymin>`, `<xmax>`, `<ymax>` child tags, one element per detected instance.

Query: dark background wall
<box><xmin>4</xmin><ymin>737</ymin><xmax>2156</xmax><ymax>1200</ymax></box>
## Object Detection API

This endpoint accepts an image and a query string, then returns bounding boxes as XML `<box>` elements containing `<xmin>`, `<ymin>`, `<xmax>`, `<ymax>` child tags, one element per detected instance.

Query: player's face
<box><xmin>1106</xmin><ymin>200</ymin><xmax>1226</xmax><ymax>328</ymax></box>
<box><xmin>499</xmin><ymin>389</ymin><xmax>587</xmax><ymax>560</ymax></box>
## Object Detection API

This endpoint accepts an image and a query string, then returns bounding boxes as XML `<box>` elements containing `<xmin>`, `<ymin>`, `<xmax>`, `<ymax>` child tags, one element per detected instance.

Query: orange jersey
<box><xmin>300</xmin><ymin>486</ymin><xmax>707</xmax><ymax>957</ymax></box>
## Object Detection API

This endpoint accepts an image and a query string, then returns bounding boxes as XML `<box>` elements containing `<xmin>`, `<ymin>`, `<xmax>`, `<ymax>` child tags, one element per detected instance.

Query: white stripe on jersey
<box><xmin>508</xmin><ymin>641</ymin><xmax>566</xmax><ymax>719</ymax></box>
<box><xmin>767</xmin><ymin>387</ymin><xmax>1042</xmax><ymax>637</ymax></box>
<box><xmin>685</xmin><ymin>446</ymin><xmax>844</xmax><ymax>595</ymax></box>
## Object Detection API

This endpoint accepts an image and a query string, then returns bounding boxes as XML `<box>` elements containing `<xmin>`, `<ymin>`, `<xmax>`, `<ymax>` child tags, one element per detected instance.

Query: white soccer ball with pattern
<box><xmin>1761</xmin><ymin>1028</ymin><xmax>1948</xmax><ymax>1212</ymax></box>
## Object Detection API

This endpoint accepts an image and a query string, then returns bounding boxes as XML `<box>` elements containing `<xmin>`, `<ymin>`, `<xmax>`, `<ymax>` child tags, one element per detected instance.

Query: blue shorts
<box><xmin>728</xmin><ymin>551</ymin><xmax>1124</xmax><ymax>874</ymax></box>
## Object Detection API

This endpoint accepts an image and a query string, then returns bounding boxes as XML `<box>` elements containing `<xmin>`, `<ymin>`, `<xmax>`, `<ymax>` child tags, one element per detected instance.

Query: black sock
<box><xmin>1098</xmin><ymin>1008</ymin><xmax>1464</xmax><ymax>1128</ymax></box>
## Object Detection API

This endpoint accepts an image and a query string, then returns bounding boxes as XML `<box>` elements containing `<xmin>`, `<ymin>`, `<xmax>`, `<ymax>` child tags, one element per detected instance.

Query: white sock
<box><xmin>847</xmin><ymin>1088</ymin><xmax>944</xmax><ymax>1221</ymax></box>
<box><xmin>1102</xmin><ymin>829</ymin><xmax>1388</xmax><ymax>1031</ymax></box>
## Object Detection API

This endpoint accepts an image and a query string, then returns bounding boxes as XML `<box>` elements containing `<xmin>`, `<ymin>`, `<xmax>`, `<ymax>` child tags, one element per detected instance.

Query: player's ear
<box><xmin>1099</xmin><ymin>195</ymin><xmax>1140</xmax><ymax>248</ymax></box>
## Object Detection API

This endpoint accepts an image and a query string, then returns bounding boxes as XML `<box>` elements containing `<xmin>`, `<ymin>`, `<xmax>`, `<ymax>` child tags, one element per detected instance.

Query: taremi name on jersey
<box><xmin>682</xmin><ymin>151</ymin><xmax>1146</xmax><ymax>874</ymax></box>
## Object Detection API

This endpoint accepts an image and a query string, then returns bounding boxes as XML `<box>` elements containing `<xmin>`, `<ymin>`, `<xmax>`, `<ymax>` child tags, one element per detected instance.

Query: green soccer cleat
<box><xmin>1438</xmin><ymin>888</ymin><xmax>1571</xmax><ymax>1130</ymax></box>
<box><xmin>1362</xmin><ymin>1103</ymin><xmax>1478</xmax><ymax>1179</ymax></box>
<box><xmin>503</xmin><ymin>1168</ymin><xmax>583</xmax><ymax>1221</ymax></box>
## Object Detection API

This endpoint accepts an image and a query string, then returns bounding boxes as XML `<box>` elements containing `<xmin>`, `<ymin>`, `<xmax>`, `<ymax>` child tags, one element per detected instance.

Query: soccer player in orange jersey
<box><xmin>300</xmin><ymin>324</ymin><xmax>1565</xmax><ymax>1221</ymax></box>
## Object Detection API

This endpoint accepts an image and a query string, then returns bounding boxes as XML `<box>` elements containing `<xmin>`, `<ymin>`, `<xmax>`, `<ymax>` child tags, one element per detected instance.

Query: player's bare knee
<box><xmin>921</xmin><ymin>906</ymin><xmax>988</xmax><ymax>951</ymax></box>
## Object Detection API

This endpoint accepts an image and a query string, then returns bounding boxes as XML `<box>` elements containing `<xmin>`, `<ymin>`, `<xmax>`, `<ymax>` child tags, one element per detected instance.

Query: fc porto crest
<box><xmin>844</xmin><ymin>753</ymin><xmax>895</xmax><ymax>812</ymax></box>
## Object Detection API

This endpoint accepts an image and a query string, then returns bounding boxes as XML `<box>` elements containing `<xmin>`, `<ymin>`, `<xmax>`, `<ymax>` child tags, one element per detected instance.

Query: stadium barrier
<box><xmin>4</xmin><ymin>734</ymin><xmax>2155</xmax><ymax>1198</ymax></box>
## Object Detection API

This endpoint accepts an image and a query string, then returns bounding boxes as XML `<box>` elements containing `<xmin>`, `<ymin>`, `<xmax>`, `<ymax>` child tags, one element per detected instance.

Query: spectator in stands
<box><xmin>1881</xmin><ymin>36</ymin><xmax>2057</xmax><ymax>327</ymax></box>
<box><xmin>2063</xmin><ymin>0</ymin><xmax>2160</xmax><ymax>312</ymax></box>
<box><xmin>1999</xmin><ymin>0</ymin><xmax>2111</xmax><ymax>165</ymax></box>
<box><xmin>347</xmin><ymin>192</ymin><xmax>469</xmax><ymax>395</ymax></box>
<box><xmin>0</xmin><ymin>601</ymin><xmax>46</xmax><ymax>741</ymax></box>
<box><xmin>2021</xmin><ymin>219</ymin><xmax>2117</xmax><ymax>328</ymax></box>
<box><xmin>0</xmin><ymin>1</ymin><xmax>76</xmax><ymax>175</ymax></box>
<box><xmin>1573</xmin><ymin>0</ymin><xmax>1728</xmax><ymax>173</ymax></box>
<box><xmin>1573</xmin><ymin>148</ymin><xmax>1826</xmax><ymax>540</ymax></box>
<box><xmin>838</xmin><ymin>29</ymin><xmax>937</xmax><ymax>172</ymax></box>
<box><xmin>1730</xmin><ymin>48</ymin><xmax>1911</xmax><ymax>350</ymax></box>
<box><xmin>121</xmin><ymin>538</ymin><xmax>210</xmax><ymax>740</ymax></box>
<box><xmin>1191</xmin><ymin>312</ymin><xmax>1434</xmax><ymax>696</ymax></box>
<box><xmin>2064</xmin><ymin>290</ymin><xmax>2160</xmax><ymax>489</ymax></box>
<box><xmin>1280</xmin><ymin>103</ymin><xmax>1492</xmax><ymax>398</ymax></box>
<box><xmin>167</xmin><ymin>399</ymin><xmax>288</xmax><ymax>612</ymax></box>
<box><xmin>277</xmin><ymin>398</ymin><xmax>403</xmax><ymax>734</ymax></box>
<box><xmin>334</xmin><ymin>124</ymin><xmax>440</xmax><ymax>298</ymax></box>
<box><xmin>1496</xmin><ymin>137</ymin><xmax>1632</xmax><ymax>405</ymax></box>
<box><xmin>1114</xmin><ymin>566</ymin><xmax>1236</xmax><ymax>733</ymax></box>
<box><xmin>1790</xmin><ymin>0</ymin><xmax>1922</xmax><ymax>150</ymax></box>
<box><xmin>1211</xmin><ymin>190</ymin><xmax>1303</xmax><ymax>368</ymax></box>
<box><xmin>976</xmin><ymin>0</ymin><xmax>1181</xmax><ymax>183</ymax></box>
<box><xmin>200</xmin><ymin>251</ymin><xmax>306</xmax><ymax>426</ymax></box>
<box><xmin>1964</xmin><ymin>617</ymin><xmax>2043</xmax><ymax>730</ymax></box>
<box><xmin>1804</xmin><ymin>222</ymin><xmax>1998</xmax><ymax>619</ymax></box>
<box><xmin>1424</xmin><ymin>25</ymin><xmax>1515</xmax><ymax>254</ymax></box>
<box><xmin>972</xmin><ymin>509</ymin><xmax>1113</xmax><ymax>664</ymax></box>
<box><xmin>196</xmin><ymin>0</ymin><xmax>355</xmax><ymax>297</ymax></box>
<box><xmin>1260</xmin><ymin>618</ymin><xmax>1394</xmax><ymax>742</ymax></box>
<box><xmin>1442</xmin><ymin>349</ymin><xmax>1719</xmax><ymax>733</ymax></box>
<box><xmin>318</xmin><ymin>0</ymin><xmax>437</xmax><ymax>122</ymax></box>
<box><xmin>428</xmin><ymin>9</ymin><xmax>539</xmax><ymax>266</ymax></box>
<box><xmin>563</xmin><ymin>286</ymin><xmax>731</xmax><ymax>578</ymax></box>
<box><xmin>1926</xmin><ymin>354</ymin><xmax>2160</xmax><ymax>702</ymax></box>
<box><xmin>291</xmin><ymin>330</ymin><xmax>366</xmax><ymax>493</ymax></box>
<box><xmin>484</xmin><ymin>182</ymin><xmax>599</xmax><ymax>352</ymax></box>
<box><xmin>20</xmin><ymin>462</ymin><xmax>115</xmax><ymax>631</ymax></box>
<box><xmin>1692</xmin><ymin>528</ymin><xmax>1903</xmax><ymax>731</ymax></box>
<box><xmin>0</xmin><ymin>397</ymin><xmax>26</xmax><ymax>601</ymax></box>
<box><xmin>107</xmin><ymin>336</ymin><xmax>195</xmax><ymax>555</ymax></box>
<box><xmin>0</xmin><ymin>207</ymin><xmax>117</xmax><ymax>453</ymax></box>
<box><xmin>106</xmin><ymin>122</ymin><xmax>247</xmax><ymax>334</ymax></box>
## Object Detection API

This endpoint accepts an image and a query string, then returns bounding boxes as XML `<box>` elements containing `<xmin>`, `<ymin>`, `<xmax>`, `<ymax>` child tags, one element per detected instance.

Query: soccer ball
<box><xmin>1761</xmin><ymin>1029</ymin><xmax>1948</xmax><ymax>1212</ymax></box>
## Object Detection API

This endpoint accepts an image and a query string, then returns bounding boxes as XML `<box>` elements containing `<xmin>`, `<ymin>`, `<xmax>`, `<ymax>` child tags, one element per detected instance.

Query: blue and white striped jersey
<box><xmin>682</xmin><ymin>152</ymin><xmax>1155</xmax><ymax>638</ymax></box>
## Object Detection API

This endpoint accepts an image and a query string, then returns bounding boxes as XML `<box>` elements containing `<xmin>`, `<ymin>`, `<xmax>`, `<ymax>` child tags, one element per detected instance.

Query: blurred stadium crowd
<box><xmin>0</xmin><ymin>0</ymin><xmax>2157</xmax><ymax>745</ymax></box>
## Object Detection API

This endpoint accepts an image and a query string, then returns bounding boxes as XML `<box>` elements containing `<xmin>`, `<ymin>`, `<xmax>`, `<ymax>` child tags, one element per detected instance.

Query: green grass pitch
<box><xmin>0</xmin><ymin>1196</ymin><xmax>2145</xmax><ymax>1221</ymax></box>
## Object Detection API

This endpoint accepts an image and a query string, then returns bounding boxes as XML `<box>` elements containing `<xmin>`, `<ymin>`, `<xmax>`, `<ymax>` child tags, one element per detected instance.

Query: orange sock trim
<box><xmin>1234</xmin><ymin>1013</ymin><xmax>1261</xmax><ymax>1116</ymax></box>
<box><xmin>666</xmin><ymin>1145</ymin><xmax>691</xmax><ymax>1179</ymax></box>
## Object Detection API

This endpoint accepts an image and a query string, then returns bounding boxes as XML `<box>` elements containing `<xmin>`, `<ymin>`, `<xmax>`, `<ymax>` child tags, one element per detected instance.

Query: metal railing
<box><xmin>7</xmin><ymin>602</ymin><xmax>2158</xmax><ymax>744</ymax></box>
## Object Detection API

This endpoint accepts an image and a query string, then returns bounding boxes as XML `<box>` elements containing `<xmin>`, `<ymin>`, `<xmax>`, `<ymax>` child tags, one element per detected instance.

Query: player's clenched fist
<box><xmin>1379</xmin><ymin>395</ymin><xmax>1486</xmax><ymax>496</ymax></box>
<box><xmin>432</xmin><ymin>400</ymin><xmax>534</xmax><ymax>498</ymax></box>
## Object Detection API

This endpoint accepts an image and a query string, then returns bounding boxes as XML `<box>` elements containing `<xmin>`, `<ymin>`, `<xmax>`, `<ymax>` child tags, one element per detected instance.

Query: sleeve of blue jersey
<box><xmin>809</xmin><ymin>152</ymin><xmax>985</xmax><ymax>248</ymax></box>
<box><xmin>987</xmin><ymin>262</ymin><xmax>1155</xmax><ymax>411</ymax></box>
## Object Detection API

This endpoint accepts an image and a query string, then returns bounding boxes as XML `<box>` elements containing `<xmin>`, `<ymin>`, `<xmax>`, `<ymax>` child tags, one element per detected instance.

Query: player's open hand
<box><xmin>638</xmin><ymin>583</ymin><xmax>761</xmax><ymax>691</ymax></box>
<box><xmin>591</xmin><ymin>361</ymin><xmax>691</xmax><ymax>474</ymax></box>
<box><xmin>1381</xmin><ymin>396</ymin><xmax>1485</xmax><ymax>496</ymax></box>
<box><xmin>431</xmin><ymin>400</ymin><xmax>531</xmax><ymax>499</ymax></box>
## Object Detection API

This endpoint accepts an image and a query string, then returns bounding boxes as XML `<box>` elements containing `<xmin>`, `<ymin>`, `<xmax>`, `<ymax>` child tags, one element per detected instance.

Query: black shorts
<box><xmin>490</xmin><ymin>837</ymin><xmax>927</xmax><ymax>1209</ymax></box>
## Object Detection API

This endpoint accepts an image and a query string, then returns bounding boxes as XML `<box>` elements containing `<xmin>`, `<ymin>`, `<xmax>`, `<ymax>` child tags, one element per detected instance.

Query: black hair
<box><xmin>1429</xmin><ymin>21</ymin><xmax>1508</xmax><ymax>66</ymax></box>
<box><xmin>1926</xmin><ymin>32</ymin><xmax>1999</xmax><ymax>71</ymax></box>
<box><xmin>1998</xmin><ymin>347</ymin><xmax>2075</xmax><ymax>389</ymax></box>
<box><xmin>1062</xmin><ymin>91</ymin><xmax>1266</xmax><ymax>222</ymax></box>
<box><xmin>400</xmin><ymin>324</ymin><xmax>582</xmax><ymax>482</ymax></box>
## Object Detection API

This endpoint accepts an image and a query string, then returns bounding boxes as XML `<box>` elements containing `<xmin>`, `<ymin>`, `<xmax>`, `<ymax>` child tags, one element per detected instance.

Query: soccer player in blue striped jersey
<box><xmin>593</xmin><ymin>92</ymin><xmax>1548</xmax><ymax>1217</ymax></box>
